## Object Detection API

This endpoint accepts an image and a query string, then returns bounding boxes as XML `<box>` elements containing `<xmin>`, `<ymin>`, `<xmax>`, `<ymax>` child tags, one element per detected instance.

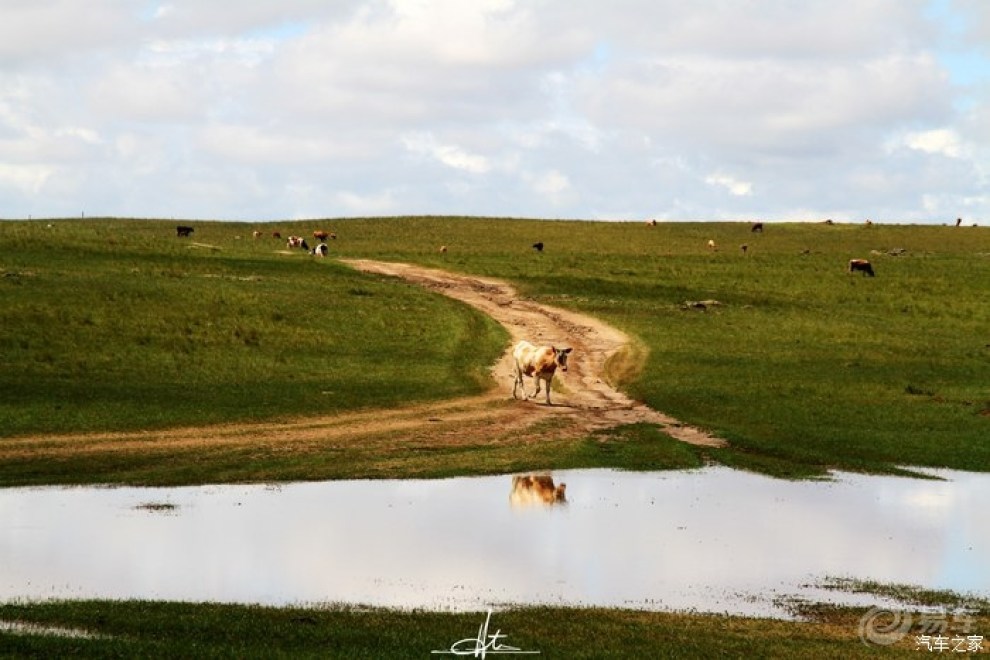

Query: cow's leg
<box><xmin>512</xmin><ymin>369</ymin><xmax>523</xmax><ymax>399</ymax></box>
<box><xmin>531</xmin><ymin>376</ymin><xmax>542</xmax><ymax>400</ymax></box>
<box><xmin>544</xmin><ymin>376</ymin><xmax>553</xmax><ymax>405</ymax></box>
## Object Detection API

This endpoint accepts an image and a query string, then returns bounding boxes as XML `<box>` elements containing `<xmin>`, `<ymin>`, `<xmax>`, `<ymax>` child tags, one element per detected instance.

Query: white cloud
<box><xmin>0</xmin><ymin>0</ymin><xmax>988</xmax><ymax>221</ymax></box>
<box><xmin>578</xmin><ymin>52</ymin><xmax>951</xmax><ymax>159</ymax></box>
<box><xmin>0</xmin><ymin>164</ymin><xmax>53</xmax><ymax>194</ymax></box>
<box><xmin>705</xmin><ymin>173</ymin><xmax>753</xmax><ymax>197</ymax></box>
<box><xmin>198</xmin><ymin>125</ymin><xmax>344</xmax><ymax>164</ymax></box>
<box><xmin>402</xmin><ymin>133</ymin><xmax>490</xmax><ymax>173</ymax></box>
<box><xmin>334</xmin><ymin>188</ymin><xmax>401</xmax><ymax>215</ymax></box>
<box><xmin>0</xmin><ymin>1</ymin><xmax>137</xmax><ymax>64</ymax></box>
<box><xmin>526</xmin><ymin>169</ymin><xmax>573</xmax><ymax>208</ymax></box>
<box><xmin>53</xmin><ymin>127</ymin><xmax>101</xmax><ymax>144</ymax></box>
<box><xmin>153</xmin><ymin>4</ymin><xmax>174</xmax><ymax>20</ymax></box>
<box><xmin>532</xmin><ymin>169</ymin><xmax>569</xmax><ymax>194</ymax></box>
<box><xmin>114</xmin><ymin>133</ymin><xmax>170</xmax><ymax>176</ymax></box>
<box><xmin>142</xmin><ymin>37</ymin><xmax>277</xmax><ymax>67</ymax></box>
<box><xmin>89</xmin><ymin>64</ymin><xmax>204</xmax><ymax>122</ymax></box>
<box><xmin>901</xmin><ymin>128</ymin><xmax>966</xmax><ymax>158</ymax></box>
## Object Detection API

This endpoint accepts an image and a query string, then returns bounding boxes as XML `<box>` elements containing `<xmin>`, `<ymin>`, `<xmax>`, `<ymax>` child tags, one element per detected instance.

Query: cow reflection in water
<box><xmin>510</xmin><ymin>474</ymin><xmax>567</xmax><ymax>507</ymax></box>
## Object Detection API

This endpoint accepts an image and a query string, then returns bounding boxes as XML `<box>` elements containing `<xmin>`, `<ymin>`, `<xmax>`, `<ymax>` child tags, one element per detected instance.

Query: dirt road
<box><xmin>343</xmin><ymin>260</ymin><xmax>725</xmax><ymax>447</ymax></box>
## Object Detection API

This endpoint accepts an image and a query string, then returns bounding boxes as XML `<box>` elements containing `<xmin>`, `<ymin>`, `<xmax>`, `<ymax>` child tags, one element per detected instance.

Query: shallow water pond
<box><xmin>1</xmin><ymin>467</ymin><xmax>987</xmax><ymax>617</ymax></box>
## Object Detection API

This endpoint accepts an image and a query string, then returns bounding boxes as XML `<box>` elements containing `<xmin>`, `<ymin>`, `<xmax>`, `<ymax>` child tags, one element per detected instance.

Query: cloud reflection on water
<box><xmin>0</xmin><ymin>467</ymin><xmax>986</xmax><ymax>617</ymax></box>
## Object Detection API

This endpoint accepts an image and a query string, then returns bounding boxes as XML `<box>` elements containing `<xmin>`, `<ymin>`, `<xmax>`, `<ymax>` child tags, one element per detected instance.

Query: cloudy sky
<box><xmin>2</xmin><ymin>0</ymin><xmax>989</xmax><ymax>223</ymax></box>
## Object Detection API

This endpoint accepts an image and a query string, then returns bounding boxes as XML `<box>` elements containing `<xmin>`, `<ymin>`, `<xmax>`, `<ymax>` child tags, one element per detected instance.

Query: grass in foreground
<box><xmin>5</xmin><ymin>597</ymin><xmax>986</xmax><ymax>659</ymax></box>
<box><xmin>0</xmin><ymin>417</ymin><xmax>706</xmax><ymax>487</ymax></box>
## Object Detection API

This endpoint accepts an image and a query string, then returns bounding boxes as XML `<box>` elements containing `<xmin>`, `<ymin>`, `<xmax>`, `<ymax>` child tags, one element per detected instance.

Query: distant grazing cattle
<box><xmin>512</xmin><ymin>340</ymin><xmax>572</xmax><ymax>405</ymax></box>
<box><xmin>681</xmin><ymin>299</ymin><xmax>722</xmax><ymax>311</ymax></box>
<box><xmin>865</xmin><ymin>219</ymin><xmax>873</xmax><ymax>227</ymax></box>
<box><xmin>175</xmin><ymin>225</ymin><xmax>194</xmax><ymax>237</ymax></box>
<box><xmin>287</xmin><ymin>236</ymin><xmax>309</xmax><ymax>250</ymax></box>
<box><xmin>848</xmin><ymin>259</ymin><xmax>875</xmax><ymax>277</ymax></box>
<box><xmin>824</xmin><ymin>219</ymin><xmax>834</xmax><ymax>225</ymax></box>
<box><xmin>740</xmin><ymin>244</ymin><xmax>748</xmax><ymax>254</ymax></box>
<box><xmin>707</xmin><ymin>239</ymin><xmax>717</xmax><ymax>251</ymax></box>
<box><xmin>751</xmin><ymin>222</ymin><xmax>763</xmax><ymax>233</ymax></box>
<box><xmin>252</xmin><ymin>231</ymin><xmax>263</xmax><ymax>239</ymax></box>
<box><xmin>439</xmin><ymin>245</ymin><xmax>448</xmax><ymax>254</ymax></box>
<box><xmin>313</xmin><ymin>230</ymin><xmax>330</xmax><ymax>242</ymax></box>
<box><xmin>647</xmin><ymin>219</ymin><xmax>657</xmax><ymax>226</ymax></box>
<box><xmin>311</xmin><ymin>243</ymin><xmax>328</xmax><ymax>257</ymax></box>
<box><xmin>510</xmin><ymin>474</ymin><xmax>567</xmax><ymax>508</ymax></box>
<box><xmin>272</xmin><ymin>231</ymin><xmax>282</xmax><ymax>239</ymax></box>
<box><xmin>532</xmin><ymin>242</ymin><xmax>544</xmax><ymax>252</ymax></box>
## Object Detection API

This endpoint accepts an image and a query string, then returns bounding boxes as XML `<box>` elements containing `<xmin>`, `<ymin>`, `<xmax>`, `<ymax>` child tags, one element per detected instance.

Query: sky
<box><xmin>1</xmin><ymin>0</ymin><xmax>989</xmax><ymax>223</ymax></box>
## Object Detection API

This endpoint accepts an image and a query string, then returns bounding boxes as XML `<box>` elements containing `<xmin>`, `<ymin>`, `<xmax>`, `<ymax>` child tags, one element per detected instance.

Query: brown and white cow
<box><xmin>512</xmin><ymin>340</ymin><xmax>572</xmax><ymax>405</ymax></box>
<box><xmin>313</xmin><ymin>230</ymin><xmax>330</xmax><ymax>242</ymax></box>
<box><xmin>848</xmin><ymin>259</ymin><xmax>875</xmax><ymax>276</ymax></box>
<box><xmin>509</xmin><ymin>474</ymin><xmax>567</xmax><ymax>508</ymax></box>
<box><xmin>287</xmin><ymin>236</ymin><xmax>309</xmax><ymax>250</ymax></box>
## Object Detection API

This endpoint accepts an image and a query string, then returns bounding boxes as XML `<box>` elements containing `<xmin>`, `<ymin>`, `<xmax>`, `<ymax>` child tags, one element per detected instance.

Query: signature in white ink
<box><xmin>432</xmin><ymin>609</ymin><xmax>540</xmax><ymax>658</ymax></box>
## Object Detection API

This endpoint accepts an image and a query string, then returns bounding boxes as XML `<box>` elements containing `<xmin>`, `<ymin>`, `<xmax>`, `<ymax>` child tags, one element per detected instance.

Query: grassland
<box><xmin>1</xmin><ymin>588</ymin><xmax>987</xmax><ymax>658</ymax></box>
<box><xmin>331</xmin><ymin>216</ymin><xmax>990</xmax><ymax>477</ymax></box>
<box><xmin>2</xmin><ymin>216</ymin><xmax>988</xmax><ymax>656</ymax></box>
<box><xmin>0</xmin><ymin>219</ymin><xmax>506</xmax><ymax>437</ymax></box>
<box><xmin>1</xmin><ymin>216</ymin><xmax>988</xmax><ymax>483</ymax></box>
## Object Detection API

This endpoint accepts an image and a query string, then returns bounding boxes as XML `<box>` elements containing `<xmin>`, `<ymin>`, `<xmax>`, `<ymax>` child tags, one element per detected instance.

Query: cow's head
<box><xmin>553</xmin><ymin>347</ymin><xmax>573</xmax><ymax>372</ymax></box>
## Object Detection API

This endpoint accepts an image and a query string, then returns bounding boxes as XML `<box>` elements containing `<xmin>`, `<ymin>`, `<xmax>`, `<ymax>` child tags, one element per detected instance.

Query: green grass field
<box><xmin>2</xmin><ymin>216</ymin><xmax>988</xmax><ymax>656</ymax></box>
<box><xmin>0</xmin><ymin>219</ymin><xmax>506</xmax><ymax>437</ymax></box>
<box><xmin>1</xmin><ymin>586</ymin><xmax>986</xmax><ymax>658</ymax></box>
<box><xmin>332</xmin><ymin>216</ymin><xmax>990</xmax><ymax>477</ymax></box>
<box><xmin>1</xmin><ymin>216</ymin><xmax>988</xmax><ymax>481</ymax></box>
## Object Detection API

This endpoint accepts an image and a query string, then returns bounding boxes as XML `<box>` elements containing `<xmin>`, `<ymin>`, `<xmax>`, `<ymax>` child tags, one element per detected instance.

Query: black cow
<box><xmin>176</xmin><ymin>225</ymin><xmax>194</xmax><ymax>237</ymax></box>
<box><xmin>751</xmin><ymin>222</ymin><xmax>764</xmax><ymax>233</ymax></box>
<box><xmin>532</xmin><ymin>242</ymin><xmax>544</xmax><ymax>252</ymax></box>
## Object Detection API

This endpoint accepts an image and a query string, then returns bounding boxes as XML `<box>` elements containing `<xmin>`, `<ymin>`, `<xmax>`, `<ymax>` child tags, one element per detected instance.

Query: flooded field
<box><xmin>1</xmin><ymin>467</ymin><xmax>987</xmax><ymax>617</ymax></box>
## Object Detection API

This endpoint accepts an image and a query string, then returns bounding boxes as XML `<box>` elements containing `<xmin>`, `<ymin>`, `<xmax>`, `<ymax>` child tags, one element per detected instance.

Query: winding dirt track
<box><xmin>1</xmin><ymin>261</ymin><xmax>723</xmax><ymax>464</ymax></box>
<box><xmin>342</xmin><ymin>260</ymin><xmax>725</xmax><ymax>447</ymax></box>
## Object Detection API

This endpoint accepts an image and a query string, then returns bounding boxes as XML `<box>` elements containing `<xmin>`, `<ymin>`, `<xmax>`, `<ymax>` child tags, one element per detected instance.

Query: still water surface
<box><xmin>1</xmin><ymin>467</ymin><xmax>987</xmax><ymax>617</ymax></box>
